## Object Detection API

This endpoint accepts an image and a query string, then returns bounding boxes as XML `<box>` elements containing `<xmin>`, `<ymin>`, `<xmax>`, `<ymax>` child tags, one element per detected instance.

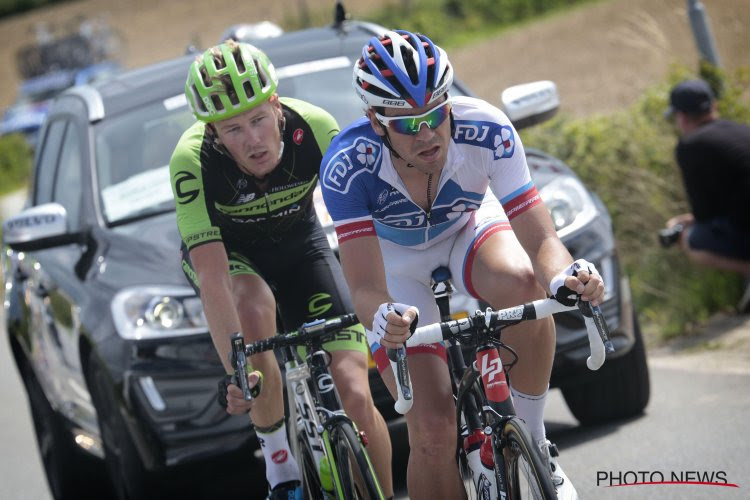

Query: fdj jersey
<box><xmin>170</xmin><ymin>97</ymin><xmax>339</xmax><ymax>250</ymax></box>
<box><xmin>319</xmin><ymin>96</ymin><xmax>541</xmax><ymax>250</ymax></box>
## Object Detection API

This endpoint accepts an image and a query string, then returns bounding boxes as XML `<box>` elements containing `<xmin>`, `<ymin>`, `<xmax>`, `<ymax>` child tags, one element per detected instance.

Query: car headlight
<box><xmin>538</xmin><ymin>176</ymin><xmax>598</xmax><ymax>239</ymax></box>
<box><xmin>111</xmin><ymin>286</ymin><xmax>207</xmax><ymax>340</ymax></box>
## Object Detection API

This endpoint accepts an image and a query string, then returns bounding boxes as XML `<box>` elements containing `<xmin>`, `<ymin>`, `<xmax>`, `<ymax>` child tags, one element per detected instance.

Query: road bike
<box><xmin>389</xmin><ymin>266</ymin><xmax>613</xmax><ymax>499</ymax></box>
<box><xmin>230</xmin><ymin>314</ymin><xmax>385</xmax><ymax>500</ymax></box>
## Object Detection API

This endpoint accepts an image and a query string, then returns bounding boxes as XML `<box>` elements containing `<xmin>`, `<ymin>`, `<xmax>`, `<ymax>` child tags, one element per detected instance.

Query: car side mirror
<box><xmin>500</xmin><ymin>80</ymin><xmax>559</xmax><ymax>130</ymax></box>
<box><xmin>2</xmin><ymin>203</ymin><xmax>84</xmax><ymax>251</ymax></box>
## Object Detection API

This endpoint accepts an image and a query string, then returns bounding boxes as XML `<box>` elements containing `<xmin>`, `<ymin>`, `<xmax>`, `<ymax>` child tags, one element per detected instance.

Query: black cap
<box><xmin>665</xmin><ymin>79</ymin><xmax>715</xmax><ymax>117</ymax></box>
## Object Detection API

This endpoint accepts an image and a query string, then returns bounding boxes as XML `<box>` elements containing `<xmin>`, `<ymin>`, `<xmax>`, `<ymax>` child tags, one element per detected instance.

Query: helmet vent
<box><xmin>253</xmin><ymin>60</ymin><xmax>268</xmax><ymax>87</ymax></box>
<box><xmin>211</xmin><ymin>94</ymin><xmax>224</xmax><ymax>112</ymax></box>
<box><xmin>400</xmin><ymin>45</ymin><xmax>419</xmax><ymax>85</ymax></box>
<box><xmin>199</xmin><ymin>67</ymin><xmax>212</xmax><ymax>88</ymax></box>
<box><xmin>213</xmin><ymin>51</ymin><xmax>227</xmax><ymax>70</ymax></box>
<box><xmin>233</xmin><ymin>48</ymin><xmax>246</xmax><ymax>73</ymax></box>
<box><xmin>243</xmin><ymin>80</ymin><xmax>255</xmax><ymax>100</ymax></box>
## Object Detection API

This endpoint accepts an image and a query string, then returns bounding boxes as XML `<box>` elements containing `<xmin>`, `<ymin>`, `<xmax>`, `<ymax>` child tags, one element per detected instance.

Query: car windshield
<box><xmin>95</xmin><ymin>95</ymin><xmax>194</xmax><ymax>224</ymax></box>
<box><xmin>276</xmin><ymin>56</ymin><xmax>366</xmax><ymax>127</ymax></box>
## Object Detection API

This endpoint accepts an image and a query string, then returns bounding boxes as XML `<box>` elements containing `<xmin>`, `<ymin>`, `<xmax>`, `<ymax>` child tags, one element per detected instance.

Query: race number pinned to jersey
<box><xmin>322</xmin><ymin>137</ymin><xmax>381</xmax><ymax>194</ymax></box>
<box><xmin>453</xmin><ymin>120</ymin><xmax>515</xmax><ymax>160</ymax></box>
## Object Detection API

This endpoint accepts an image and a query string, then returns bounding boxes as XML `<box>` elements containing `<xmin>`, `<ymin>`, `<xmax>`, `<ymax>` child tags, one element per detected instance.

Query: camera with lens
<box><xmin>658</xmin><ymin>223</ymin><xmax>684</xmax><ymax>248</ymax></box>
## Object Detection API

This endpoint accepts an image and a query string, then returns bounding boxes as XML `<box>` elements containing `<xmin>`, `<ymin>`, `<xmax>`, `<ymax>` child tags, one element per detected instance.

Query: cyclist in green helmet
<box><xmin>170</xmin><ymin>40</ymin><xmax>393</xmax><ymax>499</ymax></box>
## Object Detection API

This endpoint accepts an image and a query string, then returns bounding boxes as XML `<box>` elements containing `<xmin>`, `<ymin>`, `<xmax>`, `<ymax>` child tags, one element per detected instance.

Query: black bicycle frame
<box><xmin>432</xmin><ymin>272</ymin><xmax>518</xmax><ymax>497</ymax></box>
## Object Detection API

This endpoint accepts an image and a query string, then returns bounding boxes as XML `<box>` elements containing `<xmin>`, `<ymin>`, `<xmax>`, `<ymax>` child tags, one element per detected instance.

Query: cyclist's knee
<box><xmin>485</xmin><ymin>266</ymin><xmax>544</xmax><ymax>307</ymax></box>
<box><xmin>339</xmin><ymin>386</ymin><xmax>376</xmax><ymax>424</ymax></box>
<box><xmin>234</xmin><ymin>301</ymin><xmax>276</xmax><ymax>338</ymax></box>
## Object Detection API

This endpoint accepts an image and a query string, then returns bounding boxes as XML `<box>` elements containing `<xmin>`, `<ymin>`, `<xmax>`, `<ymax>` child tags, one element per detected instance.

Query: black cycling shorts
<box><xmin>180</xmin><ymin>217</ymin><xmax>367</xmax><ymax>353</ymax></box>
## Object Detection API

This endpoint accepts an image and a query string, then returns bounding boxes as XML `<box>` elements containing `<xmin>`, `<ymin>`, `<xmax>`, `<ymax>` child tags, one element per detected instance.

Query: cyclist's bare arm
<box><xmin>190</xmin><ymin>242</ymin><xmax>244</xmax><ymax>373</ymax></box>
<box><xmin>510</xmin><ymin>204</ymin><xmax>604</xmax><ymax>305</ymax></box>
<box><xmin>338</xmin><ymin>235</ymin><xmax>416</xmax><ymax>347</ymax></box>
<box><xmin>192</xmin><ymin>242</ymin><xmax>261</xmax><ymax>414</ymax></box>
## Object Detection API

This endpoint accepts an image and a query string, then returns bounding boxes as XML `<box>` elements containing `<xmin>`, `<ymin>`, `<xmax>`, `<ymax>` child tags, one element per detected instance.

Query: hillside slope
<box><xmin>450</xmin><ymin>0</ymin><xmax>749</xmax><ymax>116</ymax></box>
<box><xmin>0</xmin><ymin>0</ymin><xmax>747</xmax><ymax>115</ymax></box>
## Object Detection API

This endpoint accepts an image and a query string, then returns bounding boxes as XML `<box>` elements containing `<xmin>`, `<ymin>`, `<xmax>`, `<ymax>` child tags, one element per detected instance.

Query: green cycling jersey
<box><xmin>169</xmin><ymin>97</ymin><xmax>339</xmax><ymax>250</ymax></box>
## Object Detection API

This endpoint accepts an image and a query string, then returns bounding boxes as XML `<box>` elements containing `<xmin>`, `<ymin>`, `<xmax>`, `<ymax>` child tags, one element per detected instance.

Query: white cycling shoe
<box><xmin>539</xmin><ymin>439</ymin><xmax>579</xmax><ymax>500</ymax></box>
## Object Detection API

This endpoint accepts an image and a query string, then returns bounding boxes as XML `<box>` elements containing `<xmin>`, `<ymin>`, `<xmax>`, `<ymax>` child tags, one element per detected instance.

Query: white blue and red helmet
<box><xmin>353</xmin><ymin>30</ymin><xmax>453</xmax><ymax>109</ymax></box>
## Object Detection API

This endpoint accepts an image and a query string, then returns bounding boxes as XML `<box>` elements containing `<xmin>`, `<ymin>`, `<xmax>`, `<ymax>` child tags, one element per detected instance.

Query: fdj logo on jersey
<box><xmin>322</xmin><ymin>137</ymin><xmax>381</xmax><ymax>194</ymax></box>
<box><xmin>454</xmin><ymin>121</ymin><xmax>515</xmax><ymax>160</ymax></box>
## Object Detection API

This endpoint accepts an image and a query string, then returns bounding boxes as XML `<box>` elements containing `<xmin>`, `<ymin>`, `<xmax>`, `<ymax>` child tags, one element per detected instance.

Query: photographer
<box><xmin>660</xmin><ymin>79</ymin><xmax>750</xmax><ymax>312</ymax></box>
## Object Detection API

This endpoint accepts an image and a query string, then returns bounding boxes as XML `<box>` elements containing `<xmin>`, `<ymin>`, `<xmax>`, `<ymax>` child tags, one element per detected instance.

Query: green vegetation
<box><xmin>522</xmin><ymin>65</ymin><xmax>750</xmax><ymax>339</ymax></box>
<box><xmin>286</xmin><ymin>0</ymin><xmax>599</xmax><ymax>47</ymax></box>
<box><xmin>0</xmin><ymin>0</ymin><xmax>71</xmax><ymax>18</ymax></box>
<box><xmin>367</xmin><ymin>0</ymin><xmax>599</xmax><ymax>47</ymax></box>
<box><xmin>0</xmin><ymin>133</ymin><xmax>32</xmax><ymax>196</ymax></box>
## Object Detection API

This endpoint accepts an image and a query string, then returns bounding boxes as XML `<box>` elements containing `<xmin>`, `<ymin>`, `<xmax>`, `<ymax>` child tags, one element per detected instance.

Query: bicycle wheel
<box><xmin>501</xmin><ymin>418</ymin><xmax>556</xmax><ymax>500</ymax></box>
<box><xmin>326</xmin><ymin>422</ymin><xmax>383</xmax><ymax>500</ymax></box>
<box><xmin>297</xmin><ymin>433</ymin><xmax>326</xmax><ymax>499</ymax></box>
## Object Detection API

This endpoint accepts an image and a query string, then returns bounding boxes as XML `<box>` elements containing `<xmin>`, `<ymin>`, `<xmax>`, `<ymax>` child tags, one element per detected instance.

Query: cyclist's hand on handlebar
<box><xmin>372</xmin><ymin>302</ymin><xmax>419</xmax><ymax>349</ymax></box>
<box><xmin>550</xmin><ymin>259</ymin><xmax>605</xmax><ymax>307</ymax></box>
<box><xmin>218</xmin><ymin>370</ymin><xmax>263</xmax><ymax>415</ymax></box>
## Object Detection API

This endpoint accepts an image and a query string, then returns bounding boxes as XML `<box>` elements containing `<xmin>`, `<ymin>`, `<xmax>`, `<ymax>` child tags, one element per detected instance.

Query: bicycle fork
<box><xmin>475</xmin><ymin>344</ymin><xmax>517</xmax><ymax>498</ymax></box>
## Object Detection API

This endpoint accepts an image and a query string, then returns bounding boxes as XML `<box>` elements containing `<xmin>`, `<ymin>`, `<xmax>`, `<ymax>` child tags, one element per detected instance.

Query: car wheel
<box><xmin>561</xmin><ymin>312</ymin><xmax>650</xmax><ymax>425</ymax></box>
<box><xmin>87</xmin><ymin>354</ymin><xmax>153</xmax><ymax>499</ymax></box>
<box><xmin>22</xmin><ymin>362</ymin><xmax>110</xmax><ymax>499</ymax></box>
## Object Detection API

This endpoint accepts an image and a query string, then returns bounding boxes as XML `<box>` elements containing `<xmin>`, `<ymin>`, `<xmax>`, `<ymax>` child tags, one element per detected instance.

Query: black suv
<box><xmin>2</xmin><ymin>13</ymin><xmax>649</xmax><ymax>500</ymax></box>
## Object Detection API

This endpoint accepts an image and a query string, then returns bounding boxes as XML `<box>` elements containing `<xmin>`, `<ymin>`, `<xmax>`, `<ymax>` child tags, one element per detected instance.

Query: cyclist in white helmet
<box><xmin>320</xmin><ymin>30</ymin><xmax>604</xmax><ymax>499</ymax></box>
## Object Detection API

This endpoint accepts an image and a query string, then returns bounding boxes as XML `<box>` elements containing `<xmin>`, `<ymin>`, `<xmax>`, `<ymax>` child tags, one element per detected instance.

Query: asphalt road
<box><xmin>0</xmin><ymin>314</ymin><xmax>52</xmax><ymax>499</ymax></box>
<box><xmin>388</xmin><ymin>361</ymin><xmax>749</xmax><ymax>499</ymax></box>
<box><xmin>3</xmin><ymin>320</ymin><xmax>747</xmax><ymax>500</ymax></box>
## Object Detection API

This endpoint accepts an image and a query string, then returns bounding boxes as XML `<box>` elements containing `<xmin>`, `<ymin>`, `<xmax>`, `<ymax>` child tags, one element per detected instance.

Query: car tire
<box><xmin>561</xmin><ymin>312</ymin><xmax>650</xmax><ymax>425</ymax></box>
<box><xmin>86</xmin><ymin>354</ymin><xmax>155</xmax><ymax>499</ymax></box>
<box><xmin>22</xmin><ymin>361</ymin><xmax>110</xmax><ymax>499</ymax></box>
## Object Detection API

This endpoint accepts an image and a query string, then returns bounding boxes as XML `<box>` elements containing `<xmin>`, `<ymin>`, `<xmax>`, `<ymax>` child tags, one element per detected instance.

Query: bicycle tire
<box><xmin>326</xmin><ymin>421</ymin><xmax>384</xmax><ymax>500</ymax></box>
<box><xmin>501</xmin><ymin>418</ymin><xmax>556</xmax><ymax>500</ymax></box>
<box><xmin>297</xmin><ymin>433</ymin><xmax>326</xmax><ymax>500</ymax></box>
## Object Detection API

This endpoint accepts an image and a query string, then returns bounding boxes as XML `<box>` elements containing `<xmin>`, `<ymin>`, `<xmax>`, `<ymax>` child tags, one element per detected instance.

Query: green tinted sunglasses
<box><xmin>375</xmin><ymin>100</ymin><xmax>452</xmax><ymax>135</ymax></box>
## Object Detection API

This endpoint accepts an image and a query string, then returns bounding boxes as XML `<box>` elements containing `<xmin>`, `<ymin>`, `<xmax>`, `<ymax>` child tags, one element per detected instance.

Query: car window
<box><xmin>277</xmin><ymin>59</ymin><xmax>366</xmax><ymax>127</ymax></box>
<box><xmin>95</xmin><ymin>97</ymin><xmax>194</xmax><ymax>224</ymax></box>
<box><xmin>34</xmin><ymin>120</ymin><xmax>67</xmax><ymax>205</ymax></box>
<box><xmin>53</xmin><ymin>124</ymin><xmax>83</xmax><ymax>229</ymax></box>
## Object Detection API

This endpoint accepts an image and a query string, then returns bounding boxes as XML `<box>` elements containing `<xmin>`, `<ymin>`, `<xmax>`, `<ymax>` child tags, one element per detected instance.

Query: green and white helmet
<box><xmin>185</xmin><ymin>41</ymin><xmax>278</xmax><ymax>123</ymax></box>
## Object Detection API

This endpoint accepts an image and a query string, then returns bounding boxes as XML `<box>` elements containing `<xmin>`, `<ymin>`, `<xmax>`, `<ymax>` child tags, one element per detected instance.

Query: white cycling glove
<box><xmin>549</xmin><ymin>259</ymin><xmax>600</xmax><ymax>306</ymax></box>
<box><xmin>372</xmin><ymin>302</ymin><xmax>419</xmax><ymax>341</ymax></box>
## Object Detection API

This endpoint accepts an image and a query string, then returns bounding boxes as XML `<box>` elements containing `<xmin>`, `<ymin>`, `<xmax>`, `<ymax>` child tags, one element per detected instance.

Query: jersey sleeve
<box><xmin>319</xmin><ymin>122</ymin><xmax>379</xmax><ymax>243</ymax></box>
<box><xmin>169</xmin><ymin>121</ymin><xmax>222</xmax><ymax>250</ymax></box>
<box><xmin>453</xmin><ymin>96</ymin><xmax>541</xmax><ymax>220</ymax></box>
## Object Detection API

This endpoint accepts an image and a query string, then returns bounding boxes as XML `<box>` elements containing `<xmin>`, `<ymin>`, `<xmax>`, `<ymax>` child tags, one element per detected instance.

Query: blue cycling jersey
<box><xmin>319</xmin><ymin>96</ymin><xmax>541</xmax><ymax>249</ymax></box>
